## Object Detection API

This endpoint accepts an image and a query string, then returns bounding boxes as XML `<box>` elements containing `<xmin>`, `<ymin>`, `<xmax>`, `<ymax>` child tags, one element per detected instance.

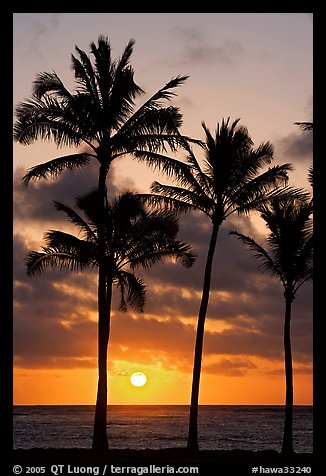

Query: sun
<box><xmin>130</xmin><ymin>372</ymin><xmax>147</xmax><ymax>387</ymax></box>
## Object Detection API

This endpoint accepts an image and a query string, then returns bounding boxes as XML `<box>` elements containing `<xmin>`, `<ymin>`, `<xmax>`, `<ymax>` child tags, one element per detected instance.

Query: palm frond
<box><xmin>229</xmin><ymin>230</ymin><xmax>283</xmax><ymax>282</ymax></box>
<box><xmin>117</xmin><ymin>75</ymin><xmax>189</xmax><ymax>138</ymax></box>
<box><xmin>116</xmin><ymin>271</ymin><xmax>146</xmax><ymax>312</ymax></box>
<box><xmin>231</xmin><ymin>188</ymin><xmax>313</xmax><ymax>297</ymax></box>
<box><xmin>294</xmin><ymin>268</ymin><xmax>313</xmax><ymax>295</ymax></box>
<box><xmin>127</xmin><ymin>236</ymin><xmax>196</xmax><ymax>270</ymax></box>
<box><xmin>14</xmin><ymin>94</ymin><xmax>95</xmax><ymax>147</ymax></box>
<box><xmin>115</xmin><ymin>108</ymin><xmax>202</xmax><ymax>155</ymax></box>
<box><xmin>22</xmin><ymin>153</ymin><xmax>93</xmax><ymax>186</ymax></box>
<box><xmin>294</xmin><ymin>121</ymin><xmax>313</xmax><ymax>131</ymax></box>
<box><xmin>132</xmin><ymin>150</ymin><xmax>202</xmax><ymax>191</ymax></box>
<box><xmin>227</xmin><ymin>141</ymin><xmax>275</xmax><ymax>190</ymax></box>
<box><xmin>137</xmin><ymin>193</ymin><xmax>194</xmax><ymax>214</ymax></box>
<box><xmin>150</xmin><ymin>182</ymin><xmax>213</xmax><ymax>216</ymax></box>
<box><xmin>118</xmin><ymin>106</ymin><xmax>184</xmax><ymax>151</ymax></box>
<box><xmin>25</xmin><ymin>230</ymin><xmax>95</xmax><ymax>276</ymax></box>
<box><xmin>149</xmin><ymin>75</ymin><xmax>189</xmax><ymax>104</ymax></box>
<box><xmin>228</xmin><ymin>165</ymin><xmax>293</xmax><ymax>216</ymax></box>
<box><xmin>104</xmin><ymin>40</ymin><xmax>144</xmax><ymax>128</ymax></box>
<box><xmin>185</xmin><ymin>147</ymin><xmax>212</xmax><ymax>197</ymax></box>
<box><xmin>293</xmin><ymin>237</ymin><xmax>313</xmax><ymax>286</ymax></box>
<box><xmin>32</xmin><ymin>71</ymin><xmax>73</xmax><ymax>101</ymax></box>
<box><xmin>308</xmin><ymin>165</ymin><xmax>313</xmax><ymax>188</ymax></box>
<box><xmin>43</xmin><ymin>230</ymin><xmax>97</xmax><ymax>264</ymax></box>
<box><xmin>54</xmin><ymin>200</ymin><xmax>97</xmax><ymax>242</ymax></box>
<box><xmin>72</xmin><ymin>44</ymin><xmax>100</xmax><ymax>102</ymax></box>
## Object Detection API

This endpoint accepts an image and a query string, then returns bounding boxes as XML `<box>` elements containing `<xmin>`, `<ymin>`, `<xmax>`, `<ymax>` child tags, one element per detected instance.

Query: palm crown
<box><xmin>230</xmin><ymin>193</ymin><xmax>313</xmax><ymax>300</ymax></box>
<box><xmin>145</xmin><ymin>118</ymin><xmax>292</xmax><ymax>223</ymax></box>
<box><xmin>26</xmin><ymin>190</ymin><xmax>196</xmax><ymax>312</ymax></box>
<box><xmin>14</xmin><ymin>36</ymin><xmax>195</xmax><ymax>186</ymax></box>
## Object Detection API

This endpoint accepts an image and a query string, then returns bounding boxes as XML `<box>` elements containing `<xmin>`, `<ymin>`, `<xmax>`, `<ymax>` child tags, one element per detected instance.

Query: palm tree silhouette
<box><xmin>14</xmin><ymin>35</ymin><xmax>198</xmax><ymax>450</ymax></box>
<box><xmin>140</xmin><ymin>117</ymin><xmax>293</xmax><ymax>450</ymax></box>
<box><xmin>230</xmin><ymin>191</ymin><xmax>313</xmax><ymax>455</ymax></box>
<box><xmin>25</xmin><ymin>190</ymin><xmax>196</xmax><ymax>449</ymax></box>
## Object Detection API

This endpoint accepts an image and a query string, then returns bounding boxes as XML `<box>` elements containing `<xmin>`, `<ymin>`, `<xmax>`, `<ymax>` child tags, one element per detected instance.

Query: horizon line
<box><xmin>13</xmin><ymin>403</ymin><xmax>313</xmax><ymax>407</ymax></box>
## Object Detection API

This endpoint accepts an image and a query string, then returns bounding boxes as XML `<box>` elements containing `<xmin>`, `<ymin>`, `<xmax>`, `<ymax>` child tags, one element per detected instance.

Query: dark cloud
<box><xmin>14</xmin><ymin>356</ymin><xmax>97</xmax><ymax>370</ymax></box>
<box><xmin>13</xmin><ymin>162</ymin><xmax>313</xmax><ymax>374</ymax></box>
<box><xmin>14</xmin><ymin>157</ymin><xmax>138</xmax><ymax>227</ymax></box>
<box><xmin>266</xmin><ymin>366</ymin><xmax>312</xmax><ymax>376</ymax></box>
<box><xmin>171</xmin><ymin>26</ymin><xmax>244</xmax><ymax>67</ymax></box>
<box><xmin>140</xmin><ymin>210</ymin><xmax>263</xmax><ymax>294</ymax></box>
<box><xmin>203</xmin><ymin>358</ymin><xmax>257</xmax><ymax>377</ymax></box>
<box><xmin>275</xmin><ymin>129</ymin><xmax>313</xmax><ymax>165</ymax></box>
<box><xmin>14</xmin><ymin>309</ymin><xmax>97</xmax><ymax>364</ymax></box>
<box><xmin>14</xmin><ymin>224</ymin><xmax>312</xmax><ymax>369</ymax></box>
<box><xmin>182</xmin><ymin>43</ymin><xmax>243</xmax><ymax>66</ymax></box>
<box><xmin>14</xmin><ymin>160</ymin><xmax>100</xmax><ymax>224</ymax></box>
<box><xmin>173</xmin><ymin>26</ymin><xmax>205</xmax><ymax>42</ymax></box>
<box><xmin>13</xmin><ymin>265</ymin><xmax>312</xmax><ymax>368</ymax></box>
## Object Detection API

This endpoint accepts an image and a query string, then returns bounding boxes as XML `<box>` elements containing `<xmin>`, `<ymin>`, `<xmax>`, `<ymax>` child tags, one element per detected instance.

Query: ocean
<box><xmin>13</xmin><ymin>405</ymin><xmax>313</xmax><ymax>453</ymax></box>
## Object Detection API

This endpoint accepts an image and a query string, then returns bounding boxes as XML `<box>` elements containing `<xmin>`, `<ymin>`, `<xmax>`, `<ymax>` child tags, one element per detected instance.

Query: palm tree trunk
<box><xmin>281</xmin><ymin>293</ymin><xmax>294</xmax><ymax>455</ymax></box>
<box><xmin>187</xmin><ymin>224</ymin><xmax>219</xmax><ymax>451</ymax></box>
<box><xmin>92</xmin><ymin>163</ymin><xmax>110</xmax><ymax>450</ymax></box>
<box><xmin>92</xmin><ymin>277</ymin><xmax>112</xmax><ymax>450</ymax></box>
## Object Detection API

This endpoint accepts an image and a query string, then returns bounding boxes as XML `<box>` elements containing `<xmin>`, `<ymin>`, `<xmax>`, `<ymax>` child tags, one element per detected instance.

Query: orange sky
<box><xmin>13</xmin><ymin>13</ymin><xmax>313</xmax><ymax>406</ymax></box>
<box><xmin>13</xmin><ymin>361</ymin><xmax>312</xmax><ymax>406</ymax></box>
<box><xmin>13</xmin><ymin>264</ymin><xmax>313</xmax><ymax>405</ymax></box>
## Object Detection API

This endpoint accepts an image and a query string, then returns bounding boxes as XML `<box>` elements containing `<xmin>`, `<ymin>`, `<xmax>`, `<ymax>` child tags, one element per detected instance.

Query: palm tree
<box><xmin>139</xmin><ymin>117</ymin><xmax>293</xmax><ymax>450</ymax></box>
<box><xmin>230</xmin><ymin>192</ymin><xmax>313</xmax><ymax>454</ymax></box>
<box><xmin>25</xmin><ymin>190</ymin><xmax>196</xmax><ymax>449</ymax></box>
<box><xmin>14</xmin><ymin>35</ymin><xmax>198</xmax><ymax>449</ymax></box>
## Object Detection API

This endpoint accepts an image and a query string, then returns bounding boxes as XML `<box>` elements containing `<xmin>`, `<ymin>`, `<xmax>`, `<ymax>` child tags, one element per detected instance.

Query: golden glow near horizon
<box><xmin>13</xmin><ymin>354</ymin><xmax>313</xmax><ymax>405</ymax></box>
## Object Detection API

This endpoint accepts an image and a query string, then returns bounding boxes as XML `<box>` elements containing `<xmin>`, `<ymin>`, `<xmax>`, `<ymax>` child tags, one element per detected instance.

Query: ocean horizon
<box><xmin>13</xmin><ymin>404</ymin><xmax>313</xmax><ymax>453</ymax></box>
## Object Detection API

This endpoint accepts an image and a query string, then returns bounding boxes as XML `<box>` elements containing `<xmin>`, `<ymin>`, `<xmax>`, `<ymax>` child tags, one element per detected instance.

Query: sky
<box><xmin>12</xmin><ymin>13</ymin><xmax>313</xmax><ymax>405</ymax></box>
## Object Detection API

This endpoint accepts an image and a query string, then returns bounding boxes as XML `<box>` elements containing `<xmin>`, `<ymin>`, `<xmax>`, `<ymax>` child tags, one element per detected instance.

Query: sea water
<box><xmin>13</xmin><ymin>405</ymin><xmax>313</xmax><ymax>453</ymax></box>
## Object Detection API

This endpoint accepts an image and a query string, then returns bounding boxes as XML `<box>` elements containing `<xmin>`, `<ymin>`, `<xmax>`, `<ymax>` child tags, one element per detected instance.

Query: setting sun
<box><xmin>130</xmin><ymin>372</ymin><xmax>147</xmax><ymax>387</ymax></box>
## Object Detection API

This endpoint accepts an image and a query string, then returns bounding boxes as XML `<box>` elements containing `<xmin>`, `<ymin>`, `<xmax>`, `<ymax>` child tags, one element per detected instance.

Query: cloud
<box><xmin>173</xmin><ymin>26</ymin><xmax>205</xmax><ymax>42</ymax></box>
<box><xmin>276</xmin><ymin>129</ymin><xmax>313</xmax><ymax>163</ymax></box>
<box><xmin>14</xmin><ymin>13</ymin><xmax>62</xmax><ymax>59</ymax></box>
<box><xmin>185</xmin><ymin>42</ymin><xmax>244</xmax><ymax>66</ymax></box>
<box><xmin>203</xmin><ymin>357</ymin><xmax>257</xmax><ymax>377</ymax></box>
<box><xmin>172</xmin><ymin>26</ymin><xmax>244</xmax><ymax>67</ymax></box>
<box><xmin>13</xmin><ymin>160</ymin><xmax>313</xmax><ymax>374</ymax></box>
<box><xmin>13</xmin><ymin>215</ymin><xmax>312</xmax><ymax>370</ymax></box>
<box><xmin>266</xmin><ymin>365</ymin><xmax>312</xmax><ymax>377</ymax></box>
<box><xmin>14</xmin><ymin>159</ymin><xmax>100</xmax><ymax>224</ymax></box>
<box><xmin>14</xmin><ymin>356</ymin><xmax>97</xmax><ymax>370</ymax></box>
<box><xmin>13</xmin><ymin>158</ymin><xmax>138</xmax><ymax>228</ymax></box>
<box><xmin>13</xmin><ymin>267</ymin><xmax>312</xmax><ymax>369</ymax></box>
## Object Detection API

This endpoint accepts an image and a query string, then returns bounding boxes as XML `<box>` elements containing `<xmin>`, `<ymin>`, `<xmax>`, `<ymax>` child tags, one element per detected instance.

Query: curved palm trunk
<box><xmin>92</xmin><ymin>163</ymin><xmax>110</xmax><ymax>450</ymax></box>
<box><xmin>281</xmin><ymin>294</ymin><xmax>294</xmax><ymax>455</ymax></box>
<box><xmin>187</xmin><ymin>224</ymin><xmax>219</xmax><ymax>451</ymax></box>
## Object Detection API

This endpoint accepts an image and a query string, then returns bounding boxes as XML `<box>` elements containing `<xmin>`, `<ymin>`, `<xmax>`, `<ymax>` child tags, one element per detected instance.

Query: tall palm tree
<box><xmin>14</xmin><ymin>35</ymin><xmax>198</xmax><ymax>449</ymax></box>
<box><xmin>139</xmin><ymin>117</ymin><xmax>293</xmax><ymax>450</ymax></box>
<box><xmin>25</xmin><ymin>190</ymin><xmax>195</xmax><ymax>449</ymax></box>
<box><xmin>230</xmin><ymin>193</ymin><xmax>313</xmax><ymax>454</ymax></box>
